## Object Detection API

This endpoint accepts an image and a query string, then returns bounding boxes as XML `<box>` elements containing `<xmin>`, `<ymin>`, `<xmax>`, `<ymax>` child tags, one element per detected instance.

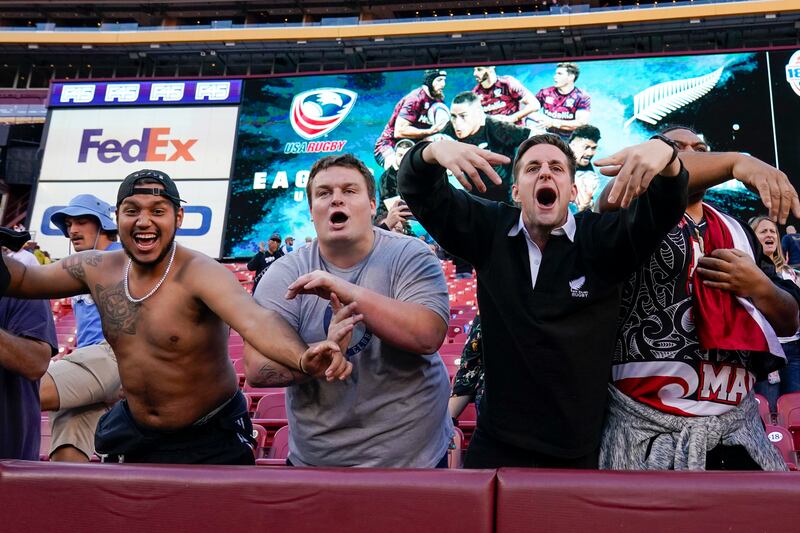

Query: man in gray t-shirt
<box><xmin>247</xmin><ymin>153</ymin><xmax>453</xmax><ymax>468</ymax></box>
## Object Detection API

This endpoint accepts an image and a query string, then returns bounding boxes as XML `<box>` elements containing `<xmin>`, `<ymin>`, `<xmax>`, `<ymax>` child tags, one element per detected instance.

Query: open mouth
<box><xmin>329</xmin><ymin>211</ymin><xmax>349</xmax><ymax>227</ymax></box>
<box><xmin>536</xmin><ymin>187</ymin><xmax>557</xmax><ymax>208</ymax></box>
<box><xmin>133</xmin><ymin>232</ymin><xmax>159</xmax><ymax>251</ymax></box>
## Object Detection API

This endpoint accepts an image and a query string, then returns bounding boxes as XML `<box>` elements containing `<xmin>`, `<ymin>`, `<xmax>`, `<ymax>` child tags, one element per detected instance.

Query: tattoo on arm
<box><xmin>95</xmin><ymin>280</ymin><xmax>139</xmax><ymax>343</ymax></box>
<box><xmin>61</xmin><ymin>252</ymin><xmax>103</xmax><ymax>282</ymax></box>
<box><xmin>256</xmin><ymin>360</ymin><xmax>307</xmax><ymax>387</ymax></box>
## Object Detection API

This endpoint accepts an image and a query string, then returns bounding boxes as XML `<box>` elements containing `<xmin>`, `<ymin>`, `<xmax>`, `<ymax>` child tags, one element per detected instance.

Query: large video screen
<box><xmin>224</xmin><ymin>50</ymin><xmax>788</xmax><ymax>258</ymax></box>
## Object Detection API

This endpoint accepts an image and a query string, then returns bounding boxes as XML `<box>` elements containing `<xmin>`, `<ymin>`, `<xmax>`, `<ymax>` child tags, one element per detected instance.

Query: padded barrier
<box><xmin>0</xmin><ymin>461</ymin><xmax>495</xmax><ymax>533</ymax></box>
<box><xmin>496</xmin><ymin>468</ymin><xmax>800</xmax><ymax>533</ymax></box>
<box><xmin>4</xmin><ymin>461</ymin><xmax>800</xmax><ymax>532</ymax></box>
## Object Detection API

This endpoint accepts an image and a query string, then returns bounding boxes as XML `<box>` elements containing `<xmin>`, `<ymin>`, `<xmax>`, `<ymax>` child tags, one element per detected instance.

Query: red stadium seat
<box><xmin>765</xmin><ymin>424</ymin><xmax>798</xmax><ymax>470</ymax></box>
<box><xmin>449</xmin><ymin>427</ymin><xmax>465</xmax><ymax>469</ymax></box>
<box><xmin>251</xmin><ymin>423</ymin><xmax>268</xmax><ymax>459</ymax></box>
<box><xmin>257</xmin><ymin>425</ymin><xmax>291</xmax><ymax>466</ymax></box>
<box><xmin>777</xmin><ymin>392</ymin><xmax>800</xmax><ymax>449</ymax></box>
<box><xmin>458</xmin><ymin>403</ymin><xmax>478</xmax><ymax>446</ymax></box>
<box><xmin>448</xmin><ymin>333</ymin><xmax>468</xmax><ymax>345</ymax></box>
<box><xmin>252</xmin><ymin>392</ymin><xmax>288</xmax><ymax>430</ymax></box>
<box><xmin>440</xmin><ymin>354</ymin><xmax>461</xmax><ymax>377</ymax></box>
<box><xmin>754</xmin><ymin>393</ymin><xmax>773</xmax><ymax>426</ymax></box>
<box><xmin>268</xmin><ymin>425</ymin><xmax>290</xmax><ymax>459</ymax></box>
<box><xmin>39</xmin><ymin>415</ymin><xmax>51</xmax><ymax>461</ymax></box>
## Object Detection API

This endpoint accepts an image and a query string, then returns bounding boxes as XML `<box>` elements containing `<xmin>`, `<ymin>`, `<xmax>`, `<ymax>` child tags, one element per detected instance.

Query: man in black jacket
<box><xmin>247</xmin><ymin>233</ymin><xmax>284</xmax><ymax>290</ymax></box>
<box><xmin>398</xmin><ymin>134</ymin><xmax>688</xmax><ymax>468</ymax></box>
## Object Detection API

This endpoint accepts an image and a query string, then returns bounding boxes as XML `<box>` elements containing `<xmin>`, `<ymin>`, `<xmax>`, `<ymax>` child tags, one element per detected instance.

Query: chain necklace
<box><xmin>124</xmin><ymin>242</ymin><xmax>177</xmax><ymax>304</ymax></box>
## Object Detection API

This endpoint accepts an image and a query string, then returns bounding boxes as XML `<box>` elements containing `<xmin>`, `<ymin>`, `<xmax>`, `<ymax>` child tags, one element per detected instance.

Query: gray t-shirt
<box><xmin>255</xmin><ymin>228</ymin><xmax>453</xmax><ymax>467</ymax></box>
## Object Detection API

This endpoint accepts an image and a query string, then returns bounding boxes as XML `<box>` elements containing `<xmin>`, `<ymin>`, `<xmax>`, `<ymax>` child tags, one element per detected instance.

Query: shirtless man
<box><xmin>2</xmin><ymin>169</ymin><xmax>350</xmax><ymax>464</ymax></box>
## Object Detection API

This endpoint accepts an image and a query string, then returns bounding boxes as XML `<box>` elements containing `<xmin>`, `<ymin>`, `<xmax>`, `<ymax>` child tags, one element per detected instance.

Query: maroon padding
<box><xmin>0</xmin><ymin>461</ymin><xmax>495</xmax><ymax>533</ymax></box>
<box><xmin>496</xmin><ymin>468</ymin><xmax>800</xmax><ymax>533</ymax></box>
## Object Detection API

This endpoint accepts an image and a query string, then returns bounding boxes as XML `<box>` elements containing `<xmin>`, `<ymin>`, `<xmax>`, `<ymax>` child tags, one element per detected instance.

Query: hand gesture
<box><xmin>328</xmin><ymin>293</ymin><xmax>363</xmax><ymax>356</ymax></box>
<box><xmin>695</xmin><ymin>248</ymin><xmax>769</xmax><ymax>298</ymax></box>
<box><xmin>384</xmin><ymin>201</ymin><xmax>412</xmax><ymax>230</ymax></box>
<box><xmin>595</xmin><ymin>138</ymin><xmax>679</xmax><ymax>208</ymax></box>
<box><xmin>258</xmin><ymin>241</ymin><xmax>265</xmax><ymax>253</ymax></box>
<box><xmin>299</xmin><ymin>340</ymin><xmax>353</xmax><ymax>382</ymax></box>
<box><xmin>286</xmin><ymin>270</ymin><xmax>357</xmax><ymax>303</ymax></box>
<box><xmin>731</xmin><ymin>155</ymin><xmax>800</xmax><ymax>224</ymax></box>
<box><xmin>422</xmin><ymin>139</ymin><xmax>510</xmax><ymax>193</ymax></box>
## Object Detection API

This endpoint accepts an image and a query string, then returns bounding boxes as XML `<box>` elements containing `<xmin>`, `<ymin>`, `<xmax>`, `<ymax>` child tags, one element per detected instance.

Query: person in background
<box><xmin>781</xmin><ymin>225</ymin><xmax>800</xmax><ymax>268</ymax></box>
<box><xmin>281</xmin><ymin>236</ymin><xmax>295</xmax><ymax>254</ymax></box>
<box><xmin>40</xmin><ymin>194</ymin><xmax>123</xmax><ymax>462</ymax></box>
<box><xmin>247</xmin><ymin>233</ymin><xmax>284</xmax><ymax>290</ymax></box>
<box><xmin>751</xmin><ymin>215</ymin><xmax>800</xmax><ymax>412</ymax></box>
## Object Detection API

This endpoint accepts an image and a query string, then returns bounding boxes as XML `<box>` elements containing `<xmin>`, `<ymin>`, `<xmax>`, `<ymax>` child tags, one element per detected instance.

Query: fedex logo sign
<box><xmin>78</xmin><ymin>128</ymin><xmax>197</xmax><ymax>164</ymax></box>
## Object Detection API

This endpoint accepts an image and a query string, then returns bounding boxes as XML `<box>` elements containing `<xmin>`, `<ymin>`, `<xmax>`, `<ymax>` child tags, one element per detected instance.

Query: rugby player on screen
<box><xmin>439</xmin><ymin>91</ymin><xmax>531</xmax><ymax>203</ymax></box>
<box><xmin>374</xmin><ymin>69</ymin><xmax>448</xmax><ymax>170</ymax></box>
<box><xmin>472</xmin><ymin>65</ymin><xmax>538</xmax><ymax>126</ymax></box>
<box><xmin>530</xmin><ymin>62</ymin><xmax>591</xmax><ymax>140</ymax></box>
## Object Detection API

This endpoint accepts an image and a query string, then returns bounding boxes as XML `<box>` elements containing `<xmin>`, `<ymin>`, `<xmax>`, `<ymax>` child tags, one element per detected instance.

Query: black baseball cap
<box><xmin>117</xmin><ymin>169</ymin><xmax>184</xmax><ymax>208</ymax></box>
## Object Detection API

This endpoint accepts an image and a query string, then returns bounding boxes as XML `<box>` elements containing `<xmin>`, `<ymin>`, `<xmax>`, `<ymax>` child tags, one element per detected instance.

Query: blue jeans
<box><xmin>779</xmin><ymin>339</ymin><xmax>800</xmax><ymax>395</ymax></box>
<box><xmin>754</xmin><ymin>339</ymin><xmax>800</xmax><ymax>412</ymax></box>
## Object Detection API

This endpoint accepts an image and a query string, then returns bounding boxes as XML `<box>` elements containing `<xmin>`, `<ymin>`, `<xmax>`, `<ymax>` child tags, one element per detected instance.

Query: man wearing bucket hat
<box><xmin>41</xmin><ymin>194</ymin><xmax>123</xmax><ymax>462</ymax></box>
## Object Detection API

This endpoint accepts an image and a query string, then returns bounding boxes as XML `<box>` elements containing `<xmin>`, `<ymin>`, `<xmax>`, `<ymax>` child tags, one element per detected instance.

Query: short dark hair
<box><xmin>556</xmin><ymin>62</ymin><xmax>580</xmax><ymax>81</ymax></box>
<box><xmin>512</xmin><ymin>134</ymin><xmax>576</xmax><ymax>183</ymax></box>
<box><xmin>659</xmin><ymin>123</ymin><xmax>701</xmax><ymax>136</ymax></box>
<box><xmin>452</xmin><ymin>91</ymin><xmax>480</xmax><ymax>106</ymax></box>
<box><xmin>307</xmin><ymin>154</ymin><xmax>376</xmax><ymax>207</ymax></box>
<box><xmin>569</xmin><ymin>125</ymin><xmax>601</xmax><ymax>144</ymax></box>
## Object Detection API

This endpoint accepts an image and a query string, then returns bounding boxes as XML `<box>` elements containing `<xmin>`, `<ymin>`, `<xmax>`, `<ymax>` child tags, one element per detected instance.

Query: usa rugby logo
<box><xmin>289</xmin><ymin>88</ymin><xmax>357</xmax><ymax>140</ymax></box>
<box><xmin>785</xmin><ymin>50</ymin><xmax>800</xmax><ymax>98</ymax></box>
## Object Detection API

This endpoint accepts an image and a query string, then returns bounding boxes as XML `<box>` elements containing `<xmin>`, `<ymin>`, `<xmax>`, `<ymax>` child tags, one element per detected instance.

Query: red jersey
<box><xmin>534</xmin><ymin>86</ymin><xmax>591</xmax><ymax>121</ymax></box>
<box><xmin>376</xmin><ymin>86</ymin><xmax>438</xmax><ymax>150</ymax></box>
<box><xmin>472</xmin><ymin>75</ymin><xmax>532</xmax><ymax>124</ymax></box>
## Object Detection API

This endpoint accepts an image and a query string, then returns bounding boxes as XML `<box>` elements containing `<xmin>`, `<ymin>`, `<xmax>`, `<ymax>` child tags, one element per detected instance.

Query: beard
<box><xmin>122</xmin><ymin>234</ymin><xmax>176</xmax><ymax>268</ymax></box>
<box><xmin>431</xmin><ymin>88</ymin><xmax>445</xmax><ymax>100</ymax></box>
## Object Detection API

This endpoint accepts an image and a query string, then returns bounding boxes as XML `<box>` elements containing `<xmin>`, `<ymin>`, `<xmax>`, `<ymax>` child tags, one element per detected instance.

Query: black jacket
<box><xmin>398</xmin><ymin>141</ymin><xmax>688</xmax><ymax>458</ymax></box>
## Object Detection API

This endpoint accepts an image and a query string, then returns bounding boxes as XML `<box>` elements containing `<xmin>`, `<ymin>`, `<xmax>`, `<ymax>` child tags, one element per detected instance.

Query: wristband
<box><xmin>298</xmin><ymin>355</ymin><xmax>309</xmax><ymax>375</ymax></box>
<box><xmin>649</xmin><ymin>133</ymin><xmax>679</xmax><ymax>169</ymax></box>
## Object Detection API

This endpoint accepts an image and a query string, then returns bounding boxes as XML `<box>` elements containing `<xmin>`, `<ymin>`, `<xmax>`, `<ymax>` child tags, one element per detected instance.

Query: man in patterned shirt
<box><xmin>598</xmin><ymin>126</ymin><xmax>800</xmax><ymax>471</ymax></box>
<box><xmin>374</xmin><ymin>69</ymin><xmax>448</xmax><ymax>169</ymax></box>
<box><xmin>531</xmin><ymin>62</ymin><xmax>591</xmax><ymax>140</ymax></box>
<box><xmin>471</xmin><ymin>66</ymin><xmax>537</xmax><ymax>126</ymax></box>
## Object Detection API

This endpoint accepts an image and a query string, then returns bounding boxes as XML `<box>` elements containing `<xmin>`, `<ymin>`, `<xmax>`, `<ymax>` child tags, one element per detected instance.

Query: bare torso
<box><xmin>62</xmin><ymin>247</ymin><xmax>238</xmax><ymax>430</ymax></box>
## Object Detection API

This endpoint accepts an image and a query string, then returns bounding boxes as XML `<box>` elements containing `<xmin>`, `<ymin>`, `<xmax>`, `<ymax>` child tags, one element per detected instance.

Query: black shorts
<box><xmin>95</xmin><ymin>390</ymin><xmax>255</xmax><ymax>465</ymax></box>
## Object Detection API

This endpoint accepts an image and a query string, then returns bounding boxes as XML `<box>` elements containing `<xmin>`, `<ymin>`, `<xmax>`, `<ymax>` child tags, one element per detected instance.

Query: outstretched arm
<box><xmin>598</xmin><ymin>150</ymin><xmax>799</xmax><ymax>223</ymax></box>
<box><xmin>187</xmin><ymin>257</ymin><xmax>352</xmax><ymax>381</ymax></box>
<box><xmin>4</xmin><ymin>251</ymin><xmax>94</xmax><ymax>299</ymax></box>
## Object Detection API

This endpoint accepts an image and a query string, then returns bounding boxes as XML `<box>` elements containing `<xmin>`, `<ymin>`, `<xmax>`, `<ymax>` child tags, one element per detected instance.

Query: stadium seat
<box><xmin>458</xmin><ymin>403</ymin><xmax>478</xmax><ymax>446</ymax></box>
<box><xmin>252</xmin><ymin>392</ymin><xmax>288</xmax><ymax>431</ymax></box>
<box><xmin>440</xmin><ymin>354</ymin><xmax>461</xmax><ymax>377</ymax></box>
<box><xmin>448</xmin><ymin>333</ymin><xmax>468</xmax><ymax>345</ymax></box>
<box><xmin>776</xmin><ymin>392</ymin><xmax>800</xmax><ymax>449</ymax></box>
<box><xmin>764</xmin><ymin>424</ymin><xmax>798</xmax><ymax>470</ymax></box>
<box><xmin>449</xmin><ymin>427</ymin><xmax>465</xmax><ymax>469</ymax></box>
<box><xmin>257</xmin><ymin>425</ymin><xmax>291</xmax><ymax>466</ymax></box>
<box><xmin>754</xmin><ymin>393</ymin><xmax>773</xmax><ymax>426</ymax></box>
<box><xmin>39</xmin><ymin>415</ymin><xmax>50</xmax><ymax>461</ymax></box>
<box><xmin>251</xmin><ymin>423</ymin><xmax>268</xmax><ymax>459</ymax></box>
